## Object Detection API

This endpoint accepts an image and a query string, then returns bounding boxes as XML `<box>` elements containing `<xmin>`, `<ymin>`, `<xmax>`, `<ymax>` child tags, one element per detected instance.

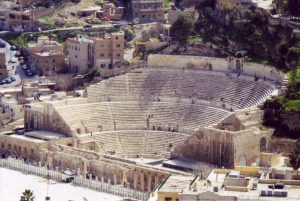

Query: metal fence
<box><xmin>0</xmin><ymin>158</ymin><xmax>148</xmax><ymax>201</ymax></box>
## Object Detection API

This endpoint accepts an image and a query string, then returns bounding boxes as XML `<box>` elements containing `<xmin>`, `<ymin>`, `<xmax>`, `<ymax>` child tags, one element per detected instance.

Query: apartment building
<box><xmin>131</xmin><ymin>0</ymin><xmax>165</xmax><ymax>22</ymax></box>
<box><xmin>96</xmin><ymin>3</ymin><xmax>125</xmax><ymax>21</ymax></box>
<box><xmin>67</xmin><ymin>32</ymin><xmax>125</xmax><ymax>72</ymax></box>
<box><xmin>67</xmin><ymin>36</ymin><xmax>93</xmax><ymax>73</ymax></box>
<box><xmin>5</xmin><ymin>9</ymin><xmax>34</xmax><ymax>31</ymax></box>
<box><xmin>27</xmin><ymin>36</ymin><xmax>66</xmax><ymax>76</ymax></box>
<box><xmin>93</xmin><ymin>32</ymin><xmax>125</xmax><ymax>68</ymax></box>
<box><xmin>26</xmin><ymin>36</ymin><xmax>63</xmax><ymax>54</ymax></box>
<box><xmin>0</xmin><ymin>52</ymin><xmax>8</xmax><ymax>80</ymax></box>
<box><xmin>29</xmin><ymin>51</ymin><xmax>66</xmax><ymax>76</ymax></box>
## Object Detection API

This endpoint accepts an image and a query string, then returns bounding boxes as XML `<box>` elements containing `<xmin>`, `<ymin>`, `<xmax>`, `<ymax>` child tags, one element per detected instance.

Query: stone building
<box><xmin>96</xmin><ymin>3</ymin><xmax>125</xmax><ymax>21</ymax></box>
<box><xmin>5</xmin><ymin>9</ymin><xmax>34</xmax><ymax>31</ymax></box>
<box><xmin>93</xmin><ymin>32</ymin><xmax>125</xmax><ymax>68</ymax></box>
<box><xmin>29</xmin><ymin>51</ymin><xmax>66</xmax><ymax>76</ymax></box>
<box><xmin>67</xmin><ymin>36</ymin><xmax>94</xmax><ymax>73</ymax></box>
<box><xmin>131</xmin><ymin>0</ymin><xmax>165</xmax><ymax>22</ymax></box>
<box><xmin>67</xmin><ymin>32</ymin><xmax>125</xmax><ymax>71</ymax></box>
<box><xmin>26</xmin><ymin>36</ymin><xmax>66</xmax><ymax>76</ymax></box>
<box><xmin>0</xmin><ymin>51</ymin><xmax>8</xmax><ymax>80</ymax></box>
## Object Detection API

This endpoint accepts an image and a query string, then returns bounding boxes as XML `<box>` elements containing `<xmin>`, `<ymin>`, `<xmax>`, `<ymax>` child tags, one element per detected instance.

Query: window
<box><xmin>116</xmin><ymin>36</ymin><xmax>118</xmax><ymax>40</ymax></box>
<box><xmin>116</xmin><ymin>44</ymin><xmax>121</xmax><ymax>48</ymax></box>
<box><xmin>116</xmin><ymin>53</ymin><xmax>121</xmax><ymax>57</ymax></box>
<box><xmin>53</xmin><ymin>59</ymin><xmax>55</xmax><ymax>63</ymax></box>
<box><xmin>100</xmin><ymin>53</ymin><xmax>105</xmax><ymax>57</ymax></box>
<box><xmin>75</xmin><ymin>55</ymin><xmax>77</xmax><ymax>58</ymax></box>
<box><xmin>164</xmin><ymin>198</ymin><xmax>172</xmax><ymax>201</ymax></box>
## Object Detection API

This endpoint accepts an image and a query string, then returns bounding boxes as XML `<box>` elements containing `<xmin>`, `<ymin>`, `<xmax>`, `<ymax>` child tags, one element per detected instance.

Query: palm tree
<box><xmin>289</xmin><ymin>140</ymin><xmax>300</xmax><ymax>176</ymax></box>
<box><xmin>20</xmin><ymin>189</ymin><xmax>35</xmax><ymax>201</ymax></box>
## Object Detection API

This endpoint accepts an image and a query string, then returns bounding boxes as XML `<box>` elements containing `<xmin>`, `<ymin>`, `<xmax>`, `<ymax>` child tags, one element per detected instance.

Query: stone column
<box><xmin>140</xmin><ymin>171</ymin><xmax>145</xmax><ymax>192</ymax></box>
<box><xmin>73</xmin><ymin>138</ymin><xmax>78</xmax><ymax>148</ymax></box>
<box><xmin>147</xmin><ymin>173</ymin><xmax>152</xmax><ymax>192</ymax></box>
<box><xmin>122</xmin><ymin>171</ymin><xmax>128</xmax><ymax>185</ymax></box>
<box><xmin>154</xmin><ymin>174</ymin><xmax>159</xmax><ymax>187</ymax></box>
<box><xmin>114</xmin><ymin>174</ymin><xmax>117</xmax><ymax>185</ymax></box>
<box><xmin>133</xmin><ymin>171</ymin><xmax>138</xmax><ymax>190</ymax></box>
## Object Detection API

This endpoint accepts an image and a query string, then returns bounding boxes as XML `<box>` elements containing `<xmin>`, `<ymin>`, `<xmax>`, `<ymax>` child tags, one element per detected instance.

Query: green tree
<box><xmin>170</xmin><ymin>12</ymin><xmax>195</xmax><ymax>44</ymax></box>
<box><xmin>274</xmin><ymin>0</ymin><xmax>287</xmax><ymax>13</ymax></box>
<box><xmin>20</xmin><ymin>189</ymin><xmax>35</xmax><ymax>201</ymax></box>
<box><xmin>289</xmin><ymin>140</ymin><xmax>300</xmax><ymax>175</ymax></box>
<box><xmin>287</xmin><ymin>0</ymin><xmax>300</xmax><ymax>16</ymax></box>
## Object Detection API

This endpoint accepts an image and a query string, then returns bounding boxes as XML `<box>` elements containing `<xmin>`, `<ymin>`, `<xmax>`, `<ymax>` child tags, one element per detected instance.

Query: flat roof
<box><xmin>9</xmin><ymin>134</ymin><xmax>46</xmax><ymax>143</ymax></box>
<box><xmin>163</xmin><ymin>159</ymin><xmax>214</xmax><ymax>171</ymax></box>
<box><xmin>159</xmin><ymin>175</ymin><xmax>196</xmax><ymax>193</ymax></box>
<box><xmin>25</xmin><ymin>130</ymin><xmax>66</xmax><ymax>140</ymax></box>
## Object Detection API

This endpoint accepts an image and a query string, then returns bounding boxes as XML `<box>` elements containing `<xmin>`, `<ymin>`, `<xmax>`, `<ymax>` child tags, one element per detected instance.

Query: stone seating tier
<box><xmin>54</xmin><ymin>101</ymin><xmax>230</xmax><ymax>135</ymax></box>
<box><xmin>87</xmin><ymin>68</ymin><xmax>275</xmax><ymax>109</ymax></box>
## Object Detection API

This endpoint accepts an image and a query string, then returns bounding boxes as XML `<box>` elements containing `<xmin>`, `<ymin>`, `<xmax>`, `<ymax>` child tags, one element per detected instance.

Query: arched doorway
<box><xmin>260</xmin><ymin>137</ymin><xmax>267</xmax><ymax>152</ymax></box>
<box><xmin>239</xmin><ymin>156</ymin><xmax>246</xmax><ymax>166</ymax></box>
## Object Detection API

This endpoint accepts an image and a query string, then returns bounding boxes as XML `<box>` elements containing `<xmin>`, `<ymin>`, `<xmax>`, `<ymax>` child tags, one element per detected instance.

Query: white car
<box><xmin>10</xmin><ymin>58</ymin><xmax>17</xmax><ymax>63</ymax></box>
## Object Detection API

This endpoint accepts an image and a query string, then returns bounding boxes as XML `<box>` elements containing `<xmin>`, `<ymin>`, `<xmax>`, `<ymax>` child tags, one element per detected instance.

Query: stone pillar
<box><xmin>147</xmin><ymin>173</ymin><xmax>152</xmax><ymax>192</ymax></box>
<box><xmin>73</xmin><ymin>139</ymin><xmax>78</xmax><ymax>148</ymax></box>
<box><xmin>155</xmin><ymin>174</ymin><xmax>159</xmax><ymax>187</ymax></box>
<box><xmin>122</xmin><ymin>171</ymin><xmax>128</xmax><ymax>184</ymax></box>
<box><xmin>114</xmin><ymin>174</ymin><xmax>117</xmax><ymax>185</ymax></box>
<box><xmin>133</xmin><ymin>171</ymin><xmax>138</xmax><ymax>189</ymax></box>
<box><xmin>83</xmin><ymin>161</ymin><xmax>87</xmax><ymax>174</ymax></box>
<box><xmin>140</xmin><ymin>171</ymin><xmax>145</xmax><ymax>192</ymax></box>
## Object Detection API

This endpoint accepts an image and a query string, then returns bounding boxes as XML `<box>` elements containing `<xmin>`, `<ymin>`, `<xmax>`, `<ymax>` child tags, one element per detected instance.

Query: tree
<box><xmin>287</xmin><ymin>0</ymin><xmax>300</xmax><ymax>16</ymax></box>
<box><xmin>20</xmin><ymin>189</ymin><xmax>35</xmax><ymax>201</ymax></box>
<box><xmin>289</xmin><ymin>140</ymin><xmax>300</xmax><ymax>175</ymax></box>
<box><xmin>170</xmin><ymin>12</ymin><xmax>195</xmax><ymax>44</ymax></box>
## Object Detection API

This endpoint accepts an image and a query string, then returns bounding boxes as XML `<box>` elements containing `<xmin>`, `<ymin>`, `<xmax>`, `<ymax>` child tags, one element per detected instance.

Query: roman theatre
<box><xmin>0</xmin><ymin>54</ymin><xmax>286</xmax><ymax>193</ymax></box>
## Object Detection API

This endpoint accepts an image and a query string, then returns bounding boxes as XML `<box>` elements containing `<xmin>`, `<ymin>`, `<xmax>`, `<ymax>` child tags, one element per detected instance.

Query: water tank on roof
<box><xmin>213</xmin><ymin>186</ymin><xmax>218</xmax><ymax>192</ymax></box>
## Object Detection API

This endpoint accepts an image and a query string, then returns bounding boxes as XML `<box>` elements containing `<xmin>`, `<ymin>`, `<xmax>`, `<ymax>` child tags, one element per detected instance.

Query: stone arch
<box><xmin>260</xmin><ymin>137</ymin><xmax>267</xmax><ymax>152</ymax></box>
<box><xmin>239</xmin><ymin>156</ymin><xmax>246</xmax><ymax>166</ymax></box>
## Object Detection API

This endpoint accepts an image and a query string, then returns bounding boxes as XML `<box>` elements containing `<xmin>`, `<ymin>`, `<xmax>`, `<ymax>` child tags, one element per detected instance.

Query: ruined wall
<box><xmin>41</xmin><ymin>144</ymin><xmax>168</xmax><ymax>192</ymax></box>
<box><xmin>268</xmin><ymin>137</ymin><xmax>297</xmax><ymax>154</ymax></box>
<box><xmin>172</xmin><ymin>128</ymin><xmax>235</xmax><ymax>168</ymax></box>
<box><xmin>147</xmin><ymin>54</ymin><xmax>285</xmax><ymax>83</ymax></box>
<box><xmin>0</xmin><ymin>134</ymin><xmax>46</xmax><ymax>161</ymax></box>
<box><xmin>233</xmin><ymin>129</ymin><xmax>273</xmax><ymax>166</ymax></box>
<box><xmin>24</xmin><ymin>103</ymin><xmax>72</xmax><ymax>136</ymax></box>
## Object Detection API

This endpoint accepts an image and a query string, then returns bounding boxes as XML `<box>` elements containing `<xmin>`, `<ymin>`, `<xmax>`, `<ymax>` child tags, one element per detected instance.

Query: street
<box><xmin>0</xmin><ymin>38</ymin><xmax>27</xmax><ymax>88</ymax></box>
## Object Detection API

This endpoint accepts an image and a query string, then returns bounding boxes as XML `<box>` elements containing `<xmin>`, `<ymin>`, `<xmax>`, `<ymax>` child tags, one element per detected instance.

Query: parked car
<box><xmin>83</xmin><ymin>24</ymin><xmax>92</xmax><ymax>28</ymax></box>
<box><xmin>18</xmin><ymin>56</ymin><xmax>24</xmax><ymax>61</ymax></box>
<box><xmin>26</xmin><ymin>69</ymin><xmax>33</xmax><ymax>76</ymax></box>
<box><xmin>10</xmin><ymin>76</ymin><xmax>16</xmax><ymax>81</ymax></box>
<box><xmin>22</xmin><ymin>64</ymin><xmax>28</xmax><ymax>70</ymax></box>
<box><xmin>0</xmin><ymin>80</ymin><xmax>5</xmax><ymax>85</ymax></box>
<box><xmin>5</xmin><ymin>78</ymin><xmax>12</xmax><ymax>84</ymax></box>
<box><xmin>19</xmin><ymin>60</ymin><xmax>25</xmax><ymax>64</ymax></box>
<box><xmin>10</xmin><ymin>58</ymin><xmax>17</xmax><ymax>63</ymax></box>
<box><xmin>10</xmin><ymin>46</ymin><xmax>17</xmax><ymax>51</ymax></box>
<box><xmin>14</xmin><ymin>51</ymin><xmax>21</xmax><ymax>57</ymax></box>
<box><xmin>0</xmin><ymin>42</ymin><xmax>6</xmax><ymax>48</ymax></box>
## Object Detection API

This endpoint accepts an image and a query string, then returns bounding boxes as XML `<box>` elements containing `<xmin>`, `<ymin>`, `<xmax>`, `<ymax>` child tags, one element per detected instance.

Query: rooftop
<box><xmin>158</xmin><ymin>175</ymin><xmax>196</xmax><ymax>193</ymax></box>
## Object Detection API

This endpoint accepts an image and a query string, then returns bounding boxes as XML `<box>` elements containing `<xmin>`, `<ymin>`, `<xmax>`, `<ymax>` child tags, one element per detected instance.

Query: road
<box><xmin>0</xmin><ymin>38</ymin><xmax>28</xmax><ymax>88</ymax></box>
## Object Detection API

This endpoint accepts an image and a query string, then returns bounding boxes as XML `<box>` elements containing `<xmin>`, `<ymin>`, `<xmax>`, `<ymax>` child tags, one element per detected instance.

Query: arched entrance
<box><xmin>239</xmin><ymin>156</ymin><xmax>246</xmax><ymax>166</ymax></box>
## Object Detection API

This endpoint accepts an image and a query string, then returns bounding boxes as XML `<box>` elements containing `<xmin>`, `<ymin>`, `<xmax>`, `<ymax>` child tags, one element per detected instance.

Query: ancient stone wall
<box><xmin>41</xmin><ymin>144</ymin><xmax>169</xmax><ymax>192</ymax></box>
<box><xmin>0</xmin><ymin>134</ymin><xmax>46</xmax><ymax>161</ymax></box>
<box><xmin>233</xmin><ymin>129</ymin><xmax>273</xmax><ymax>166</ymax></box>
<box><xmin>147</xmin><ymin>54</ymin><xmax>285</xmax><ymax>83</ymax></box>
<box><xmin>171</xmin><ymin>128</ymin><xmax>235</xmax><ymax>168</ymax></box>
<box><xmin>268</xmin><ymin>137</ymin><xmax>297</xmax><ymax>154</ymax></box>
